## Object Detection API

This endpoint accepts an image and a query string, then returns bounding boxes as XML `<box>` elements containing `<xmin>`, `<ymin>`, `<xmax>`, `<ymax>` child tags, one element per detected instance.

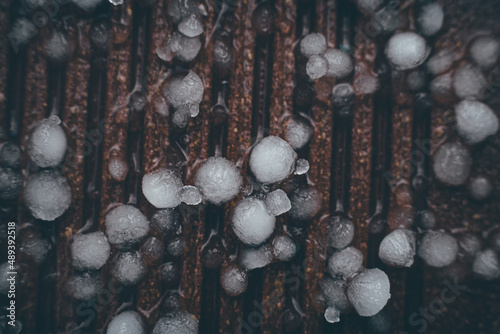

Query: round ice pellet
<box><xmin>265</xmin><ymin>189</ymin><xmax>291</xmax><ymax>216</ymax></box>
<box><xmin>163</xmin><ymin>71</ymin><xmax>204</xmax><ymax>108</ymax></box>
<box><xmin>472</xmin><ymin>249</ymin><xmax>500</xmax><ymax>280</ymax></box>
<box><xmin>426</xmin><ymin>49</ymin><xmax>454</xmax><ymax>75</ymax></box>
<box><xmin>326</xmin><ymin>215</ymin><xmax>355</xmax><ymax>249</ymax></box>
<box><xmin>347</xmin><ymin>268</ymin><xmax>391</xmax><ymax>317</ymax></box>
<box><xmin>105</xmin><ymin>205</ymin><xmax>149</xmax><ymax>248</ymax></box>
<box><xmin>151</xmin><ymin>208</ymin><xmax>182</xmax><ymax>236</ymax></box>
<box><xmin>249</xmin><ymin>136</ymin><xmax>297</xmax><ymax>184</ymax></box>
<box><xmin>452</xmin><ymin>64</ymin><xmax>488</xmax><ymax>100</ymax></box>
<box><xmin>470</xmin><ymin>36</ymin><xmax>500</xmax><ymax>70</ymax></box>
<box><xmin>306</xmin><ymin>55</ymin><xmax>328</xmax><ymax>80</ymax></box>
<box><xmin>240</xmin><ymin>244</ymin><xmax>273</xmax><ymax>270</ymax></box>
<box><xmin>324</xmin><ymin>48</ymin><xmax>353</xmax><ymax>79</ymax></box>
<box><xmin>300</xmin><ymin>33</ymin><xmax>327</xmax><ymax>58</ymax></box>
<box><xmin>432</xmin><ymin>141</ymin><xmax>471</xmax><ymax>186</ymax></box>
<box><xmin>231</xmin><ymin>197</ymin><xmax>275</xmax><ymax>246</ymax></box>
<box><xmin>418</xmin><ymin>230</ymin><xmax>458</xmax><ymax>268</ymax></box>
<box><xmin>284</xmin><ymin>118</ymin><xmax>313</xmax><ymax>150</ymax></box>
<box><xmin>112</xmin><ymin>251</ymin><xmax>146</xmax><ymax>286</ymax></box>
<box><xmin>27</xmin><ymin>115</ymin><xmax>67</xmax><ymax>168</ymax></box>
<box><xmin>378</xmin><ymin>228</ymin><xmax>416</xmax><ymax>267</ymax></box>
<box><xmin>107</xmin><ymin>311</ymin><xmax>145</xmax><ymax>334</ymax></box>
<box><xmin>178</xmin><ymin>13</ymin><xmax>204</xmax><ymax>38</ymax></box>
<box><xmin>142</xmin><ymin>168</ymin><xmax>183</xmax><ymax>208</ymax></box>
<box><xmin>195</xmin><ymin>156</ymin><xmax>243</xmax><ymax>205</ymax></box>
<box><xmin>67</xmin><ymin>272</ymin><xmax>101</xmax><ymax>300</ymax></box>
<box><xmin>455</xmin><ymin>100</ymin><xmax>498</xmax><ymax>144</ymax></box>
<box><xmin>288</xmin><ymin>187</ymin><xmax>323</xmax><ymax>221</ymax></box>
<box><xmin>220</xmin><ymin>266</ymin><xmax>248</xmax><ymax>297</ymax></box>
<box><xmin>468</xmin><ymin>175</ymin><xmax>493</xmax><ymax>201</ymax></box>
<box><xmin>385</xmin><ymin>32</ymin><xmax>429</xmax><ymax>70</ymax></box>
<box><xmin>320</xmin><ymin>277</ymin><xmax>350</xmax><ymax>312</ymax></box>
<box><xmin>23</xmin><ymin>170</ymin><xmax>72</xmax><ymax>221</ymax></box>
<box><xmin>153</xmin><ymin>311</ymin><xmax>198</xmax><ymax>334</ymax></box>
<box><xmin>416</xmin><ymin>3</ymin><xmax>444</xmax><ymax>36</ymax></box>
<box><xmin>272</xmin><ymin>235</ymin><xmax>296</xmax><ymax>261</ymax></box>
<box><xmin>328</xmin><ymin>246</ymin><xmax>363</xmax><ymax>280</ymax></box>
<box><xmin>71</xmin><ymin>232</ymin><xmax>111</xmax><ymax>270</ymax></box>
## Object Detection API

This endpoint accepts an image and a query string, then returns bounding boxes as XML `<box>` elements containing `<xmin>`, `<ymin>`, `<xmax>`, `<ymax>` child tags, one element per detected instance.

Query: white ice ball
<box><xmin>249</xmin><ymin>136</ymin><xmax>297</xmax><ymax>184</ymax></box>
<box><xmin>231</xmin><ymin>197</ymin><xmax>276</xmax><ymax>246</ymax></box>
<box><xmin>347</xmin><ymin>268</ymin><xmax>391</xmax><ymax>317</ymax></box>
<box><xmin>27</xmin><ymin>115</ymin><xmax>67</xmax><ymax>168</ymax></box>
<box><xmin>385</xmin><ymin>32</ymin><xmax>430</xmax><ymax>70</ymax></box>
<box><xmin>142</xmin><ymin>168</ymin><xmax>183</xmax><ymax>208</ymax></box>
<box><xmin>455</xmin><ymin>100</ymin><xmax>498</xmax><ymax>144</ymax></box>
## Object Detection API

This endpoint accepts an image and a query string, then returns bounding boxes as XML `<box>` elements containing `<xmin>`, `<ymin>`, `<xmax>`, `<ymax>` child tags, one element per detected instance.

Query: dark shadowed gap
<box><xmin>126</xmin><ymin>3</ymin><xmax>151</xmax><ymax>206</ymax></box>
<box><xmin>403</xmin><ymin>88</ymin><xmax>431</xmax><ymax>333</ymax></box>
<box><xmin>199</xmin><ymin>10</ymin><xmax>233</xmax><ymax>330</ymax></box>
<box><xmin>366</xmin><ymin>45</ymin><xmax>392</xmax><ymax>269</ymax></box>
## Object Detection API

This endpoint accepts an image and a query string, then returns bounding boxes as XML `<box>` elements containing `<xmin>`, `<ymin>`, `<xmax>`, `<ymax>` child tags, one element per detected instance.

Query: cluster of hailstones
<box><xmin>300</xmin><ymin>0</ymin><xmax>500</xmax><ymax>324</ymax></box>
<box><xmin>153</xmin><ymin>0</ymin><xmax>207</xmax><ymax>129</ymax></box>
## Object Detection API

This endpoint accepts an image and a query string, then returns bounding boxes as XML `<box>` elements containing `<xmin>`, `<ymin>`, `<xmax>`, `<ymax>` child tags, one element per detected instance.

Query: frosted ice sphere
<box><xmin>105</xmin><ymin>205</ymin><xmax>149</xmax><ymax>248</ymax></box>
<box><xmin>455</xmin><ymin>100</ymin><xmax>498</xmax><ymax>144</ymax></box>
<box><xmin>426</xmin><ymin>49</ymin><xmax>454</xmax><ymax>75</ymax></box>
<box><xmin>43</xmin><ymin>29</ymin><xmax>71</xmax><ymax>63</ymax></box>
<box><xmin>272</xmin><ymin>235</ymin><xmax>296</xmax><ymax>261</ymax></box>
<box><xmin>142</xmin><ymin>168</ymin><xmax>183</xmax><ymax>208</ymax></box>
<box><xmin>172</xmin><ymin>107</ymin><xmax>190</xmax><ymax>128</ymax></box>
<box><xmin>160</xmin><ymin>262</ymin><xmax>180</xmax><ymax>288</ymax></box>
<box><xmin>0</xmin><ymin>262</ymin><xmax>9</xmax><ymax>295</ymax></box>
<box><xmin>249</xmin><ymin>136</ymin><xmax>297</xmax><ymax>184</ymax></box>
<box><xmin>324</xmin><ymin>48</ymin><xmax>353</xmax><ymax>79</ymax></box>
<box><xmin>468</xmin><ymin>175</ymin><xmax>493</xmax><ymax>201</ymax></box>
<box><xmin>354</xmin><ymin>74</ymin><xmax>380</xmax><ymax>94</ymax></box>
<box><xmin>294</xmin><ymin>159</ymin><xmax>309</xmax><ymax>175</ymax></box>
<box><xmin>347</xmin><ymin>268</ymin><xmax>391</xmax><ymax>317</ymax></box>
<box><xmin>178</xmin><ymin>13</ymin><xmax>204</xmax><ymax>38</ymax></box>
<box><xmin>417</xmin><ymin>3</ymin><xmax>444</xmax><ymax>36</ymax></box>
<box><xmin>418</xmin><ymin>230</ymin><xmax>458</xmax><ymax>267</ymax></box>
<box><xmin>306</xmin><ymin>55</ymin><xmax>328</xmax><ymax>80</ymax></box>
<box><xmin>152</xmin><ymin>310</ymin><xmax>198</xmax><ymax>334</ymax></box>
<box><xmin>240</xmin><ymin>244</ymin><xmax>273</xmax><ymax>270</ymax></box>
<box><xmin>70</xmin><ymin>0</ymin><xmax>103</xmax><ymax>12</ymax></box>
<box><xmin>452</xmin><ymin>64</ymin><xmax>488</xmax><ymax>100</ymax></box>
<box><xmin>0</xmin><ymin>142</ymin><xmax>21</xmax><ymax>168</ymax></box>
<box><xmin>180</xmin><ymin>185</ymin><xmax>202</xmax><ymax>205</ymax></box>
<box><xmin>406</xmin><ymin>70</ymin><xmax>426</xmax><ymax>91</ymax></box>
<box><xmin>151</xmin><ymin>208</ymin><xmax>182</xmax><ymax>236</ymax></box>
<box><xmin>430</xmin><ymin>73</ymin><xmax>453</xmax><ymax>100</ymax></box>
<box><xmin>23</xmin><ymin>170</ymin><xmax>71</xmax><ymax>221</ymax></box>
<box><xmin>324</xmin><ymin>306</ymin><xmax>340</xmax><ymax>323</ymax></box>
<box><xmin>9</xmin><ymin>18</ymin><xmax>37</xmax><ymax>50</ymax></box>
<box><xmin>231</xmin><ymin>197</ymin><xmax>275</xmax><ymax>246</ymax></box>
<box><xmin>0</xmin><ymin>168</ymin><xmax>22</xmax><ymax>200</ymax></box>
<box><xmin>284</xmin><ymin>118</ymin><xmax>313</xmax><ymax>150</ymax></box>
<box><xmin>378</xmin><ymin>228</ymin><xmax>416</xmax><ymax>267</ymax></box>
<box><xmin>27</xmin><ymin>115</ymin><xmax>67</xmax><ymax>168</ymax></box>
<box><xmin>164</xmin><ymin>71</ymin><xmax>204</xmax><ymax>108</ymax></box>
<box><xmin>416</xmin><ymin>210</ymin><xmax>436</xmax><ymax>230</ymax></box>
<box><xmin>107</xmin><ymin>311</ymin><xmax>145</xmax><ymax>334</ymax></box>
<box><xmin>195</xmin><ymin>156</ymin><xmax>243</xmax><ymax>204</ymax></box>
<box><xmin>332</xmin><ymin>83</ymin><xmax>355</xmax><ymax>110</ymax></box>
<box><xmin>470</xmin><ymin>36</ymin><xmax>500</xmax><ymax>70</ymax></box>
<box><xmin>320</xmin><ymin>277</ymin><xmax>350</xmax><ymax>312</ymax></box>
<box><xmin>112</xmin><ymin>251</ymin><xmax>146</xmax><ymax>286</ymax></box>
<box><xmin>20</xmin><ymin>235</ymin><xmax>51</xmax><ymax>264</ymax></box>
<box><xmin>67</xmin><ymin>272</ymin><xmax>101</xmax><ymax>300</ymax></box>
<box><xmin>385</xmin><ymin>32</ymin><xmax>430</xmax><ymax>70</ymax></box>
<box><xmin>108</xmin><ymin>158</ymin><xmax>129</xmax><ymax>181</ymax></box>
<box><xmin>140</xmin><ymin>236</ymin><xmax>164</xmax><ymax>267</ymax></box>
<box><xmin>432</xmin><ymin>141</ymin><xmax>471</xmax><ymax>186</ymax></box>
<box><xmin>166</xmin><ymin>237</ymin><xmax>185</xmax><ymax>257</ymax></box>
<box><xmin>300</xmin><ymin>33</ymin><xmax>327</xmax><ymax>57</ymax></box>
<box><xmin>71</xmin><ymin>232</ymin><xmax>111</xmax><ymax>270</ymax></box>
<box><xmin>220</xmin><ymin>266</ymin><xmax>248</xmax><ymax>297</ymax></box>
<box><xmin>288</xmin><ymin>187</ymin><xmax>322</xmax><ymax>221</ymax></box>
<box><xmin>458</xmin><ymin>233</ymin><xmax>481</xmax><ymax>259</ymax></box>
<box><xmin>472</xmin><ymin>249</ymin><xmax>500</xmax><ymax>280</ymax></box>
<box><xmin>265</xmin><ymin>189</ymin><xmax>291</xmax><ymax>216</ymax></box>
<box><xmin>157</xmin><ymin>32</ymin><xmax>182</xmax><ymax>62</ymax></box>
<box><xmin>326</xmin><ymin>215</ymin><xmax>355</xmax><ymax>249</ymax></box>
<box><xmin>327</xmin><ymin>246</ymin><xmax>363</xmax><ymax>280</ymax></box>
<box><xmin>177</xmin><ymin>36</ymin><xmax>202</xmax><ymax>62</ymax></box>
